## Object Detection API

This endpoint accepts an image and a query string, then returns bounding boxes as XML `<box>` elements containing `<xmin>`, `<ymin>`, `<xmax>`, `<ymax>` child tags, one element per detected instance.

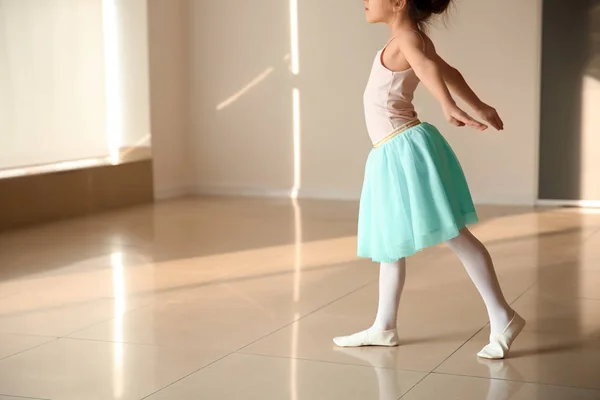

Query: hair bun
<box><xmin>414</xmin><ymin>0</ymin><xmax>453</xmax><ymax>15</ymax></box>
<box><xmin>430</xmin><ymin>0</ymin><xmax>452</xmax><ymax>14</ymax></box>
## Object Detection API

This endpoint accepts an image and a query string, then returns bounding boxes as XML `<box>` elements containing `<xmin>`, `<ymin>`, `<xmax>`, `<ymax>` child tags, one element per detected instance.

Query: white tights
<box><xmin>371</xmin><ymin>258</ymin><xmax>406</xmax><ymax>331</ymax></box>
<box><xmin>371</xmin><ymin>228</ymin><xmax>512</xmax><ymax>336</ymax></box>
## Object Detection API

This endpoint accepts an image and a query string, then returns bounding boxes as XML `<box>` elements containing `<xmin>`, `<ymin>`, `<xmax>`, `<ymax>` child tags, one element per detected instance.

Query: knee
<box><xmin>381</xmin><ymin>259</ymin><xmax>406</xmax><ymax>268</ymax></box>
<box><xmin>446</xmin><ymin>228</ymin><xmax>471</xmax><ymax>248</ymax></box>
<box><xmin>447</xmin><ymin>228</ymin><xmax>488</xmax><ymax>254</ymax></box>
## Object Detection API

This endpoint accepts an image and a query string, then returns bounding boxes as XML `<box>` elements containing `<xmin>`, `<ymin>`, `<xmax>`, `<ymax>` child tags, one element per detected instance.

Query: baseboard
<box><xmin>189</xmin><ymin>184</ymin><xmax>539</xmax><ymax>205</ymax></box>
<box><xmin>295</xmin><ymin>187</ymin><xmax>360</xmax><ymax>201</ymax></box>
<box><xmin>190</xmin><ymin>184</ymin><xmax>360</xmax><ymax>200</ymax></box>
<box><xmin>472</xmin><ymin>194</ymin><xmax>537</xmax><ymax>206</ymax></box>
<box><xmin>191</xmin><ymin>184</ymin><xmax>292</xmax><ymax>199</ymax></box>
<box><xmin>536</xmin><ymin>199</ymin><xmax>600</xmax><ymax>208</ymax></box>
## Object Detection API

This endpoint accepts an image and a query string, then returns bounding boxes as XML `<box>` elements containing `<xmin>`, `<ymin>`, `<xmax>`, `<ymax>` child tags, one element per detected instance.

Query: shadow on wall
<box><xmin>537</xmin><ymin>1</ymin><xmax>599</xmax><ymax>373</ymax></box>
<box><xmin>590</xmin><ymin>2</ymin><xmax>600</xmax><ymax>81</ymax></box>
<box><xmin>539</xmin><ymin>0</ymin><xmax>600</xmax><ymax>202</ymax></box>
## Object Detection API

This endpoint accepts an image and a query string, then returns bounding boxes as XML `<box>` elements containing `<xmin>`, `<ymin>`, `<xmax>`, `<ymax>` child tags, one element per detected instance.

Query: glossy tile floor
<box><xmin>0</xmin><ymin>197</ymin><xmax>599</xmax><ymax>400</ymax></box>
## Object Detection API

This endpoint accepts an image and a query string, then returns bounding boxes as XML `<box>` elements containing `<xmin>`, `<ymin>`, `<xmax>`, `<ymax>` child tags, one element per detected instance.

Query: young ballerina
<box><xmin>333</xmin><ymin>0</ymin><xmax>525</xmax><ymax>359</ymax></box>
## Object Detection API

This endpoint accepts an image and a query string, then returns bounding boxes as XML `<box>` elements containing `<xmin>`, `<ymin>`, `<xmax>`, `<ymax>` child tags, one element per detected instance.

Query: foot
<box><xmin>490</xmin><ymin>308</ymin><xmax>513</xmax><ymax>338</ymax></box>
<box><xmin>333</xmin><ymin>328</ymin><xmax>400</xmax><ymax>348</ymax></box>
<box><xmin>477</xmin><ymin>312</ymin><xmax>526</xmax><ymax>360</ymax></box>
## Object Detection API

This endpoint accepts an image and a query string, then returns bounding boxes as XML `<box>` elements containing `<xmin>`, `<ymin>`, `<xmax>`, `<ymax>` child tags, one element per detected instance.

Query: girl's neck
<box><xmin>387</xmin><ymin>16</ymin><xmax>419</xmax><ymax>37</ymax></box>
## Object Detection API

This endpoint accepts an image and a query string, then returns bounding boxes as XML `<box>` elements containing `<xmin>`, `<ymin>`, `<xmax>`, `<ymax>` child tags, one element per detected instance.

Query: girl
<box><xmin>333</xmin><ymin>0</ymin><xmax>525</xmax><ymax>360</ymax></box>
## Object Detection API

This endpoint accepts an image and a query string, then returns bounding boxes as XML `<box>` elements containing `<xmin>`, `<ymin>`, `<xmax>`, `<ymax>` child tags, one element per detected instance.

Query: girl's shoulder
<box><xmin>396</xmin><ymin>29</ymin><xmax>432</xmax><ymax>52</ymax></box>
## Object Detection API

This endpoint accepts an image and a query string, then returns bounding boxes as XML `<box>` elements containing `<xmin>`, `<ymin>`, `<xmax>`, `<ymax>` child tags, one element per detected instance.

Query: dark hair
<box><xmin>406</xmin><ymin>0</ymin><xmax>454</xmax><ymax>25</ymax></box>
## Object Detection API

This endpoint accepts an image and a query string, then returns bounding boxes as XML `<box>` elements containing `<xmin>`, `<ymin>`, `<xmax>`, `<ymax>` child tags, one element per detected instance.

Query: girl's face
<box><xmin>364</xmin><ymin>0</ymin><xmax>398</xmax><ymax>24</ymax></box>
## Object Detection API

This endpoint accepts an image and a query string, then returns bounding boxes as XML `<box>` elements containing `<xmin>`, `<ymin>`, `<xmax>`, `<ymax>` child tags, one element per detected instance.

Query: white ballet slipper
<box><xmin>477</xmin><ymin>312</ymin><xmax>526</xmax><ymax>360</ymax></box>
<box><xmin>333</xmin><ymin>328</ymin><xmax>400</xmax><ymax>348</ymax></box>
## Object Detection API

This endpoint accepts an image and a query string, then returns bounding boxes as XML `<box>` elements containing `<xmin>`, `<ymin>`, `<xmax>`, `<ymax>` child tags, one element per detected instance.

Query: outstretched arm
<box><xmin>436</xmin><ymin>55</ymin><xmax>504</xmax><ymax>130</ymax></box>
<box><xmin>397</xmin><ymin>31</ymin><xmax>487</xmax><ymax>131</ymax></box>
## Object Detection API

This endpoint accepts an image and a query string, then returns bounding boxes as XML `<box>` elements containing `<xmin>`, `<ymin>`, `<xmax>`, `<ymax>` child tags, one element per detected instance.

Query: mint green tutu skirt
<box><xmin>358</xmin><ymin>122</ymin><xmax>478</xmax><ymax>263</ymax></box>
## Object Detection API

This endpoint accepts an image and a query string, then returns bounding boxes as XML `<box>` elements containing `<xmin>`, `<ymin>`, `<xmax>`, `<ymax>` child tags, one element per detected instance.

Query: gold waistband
<box><xmin>373</xmin><ymin>119</ymin><xmax>421</xmax><ymax>148</ymax></box>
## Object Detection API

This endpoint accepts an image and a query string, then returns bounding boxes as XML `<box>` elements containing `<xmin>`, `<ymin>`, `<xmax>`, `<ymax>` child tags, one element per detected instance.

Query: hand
<box><xmin>443</xmin><ymin>103</ymin><xmax>488</xmax><ymax>131</ymax></box>
<box><xmin>475</xmin><ymin>103</ymin><xmax>504</xmax><ymax>131</ymax></box>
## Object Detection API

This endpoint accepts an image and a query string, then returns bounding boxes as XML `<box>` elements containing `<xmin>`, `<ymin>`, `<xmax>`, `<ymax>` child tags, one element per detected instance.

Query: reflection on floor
<box><xmin>0</xmin><ymin>197</ymin><xmax>599</xmax><ymax>400</ymax></box>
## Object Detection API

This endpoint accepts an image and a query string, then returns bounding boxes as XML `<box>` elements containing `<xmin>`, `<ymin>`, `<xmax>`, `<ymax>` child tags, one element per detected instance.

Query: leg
<box><xmin>333</xmin><ymin>259</ymin><xmax>406</xmax><ymax>347</ymax></box>
<box><xmin>372</xmin><ymin>259</ymin><xmax>407</xmax><ymax>331</ymax></box>
<box><xmin>447</xmin><ymin>228</ymin><xmax>525</xmax><ymax>359</ymax></box>
<box><xmin>447</xmin><ymin>228</ymin><xmax>512</xmax><ymax>334</ymax></box>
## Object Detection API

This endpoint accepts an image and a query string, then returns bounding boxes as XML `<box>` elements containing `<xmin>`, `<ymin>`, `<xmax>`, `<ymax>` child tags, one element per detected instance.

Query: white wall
<box><xmin>0</xmin><ymin>0</ymin><xmax>107</xmax><ymax>169</ymax></box>
<box><xmin>148</xmin><ymin>0</ymin><xmax>191</xmax><ymax>199</ymax></box>
<box><xmin>180</xmin><ymin>0</ymin><xmax>542</xmax><ymax>205</ymax></box>
<box><xmin>106</xmin><ymin>0</ymin><xmax>151</xmax><ymax>151</ymax></box>
<box><xmin>0</xmin><ymin>0</ymin><xmax>151</xmax><ymax>171</ymax></box>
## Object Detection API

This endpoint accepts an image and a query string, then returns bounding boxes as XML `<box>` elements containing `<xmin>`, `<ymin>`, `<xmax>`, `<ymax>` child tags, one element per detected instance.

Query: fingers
<box><xmin>449</xmin><ymin>117</ymin><xmax>465</xmax><ymax>127</ymax></box>
<box><xmin>487</xmin><ymin>117</ymin><xmax>501</xmax><ymax>130</ymax></box>
<box><xmin>485</xmin><ymin>113</ymin><xmax>504</xmax><ymax>130</ymax></box>
<box><xmin>495</xmin><ymin>115</ymin><xmax>504</xmax><ymax>130</ymax></box>
<box><xmin>487</xmin><ymin>110</ymin><xmax>504</xmax><ymax>131</ymax></box>
<box><xmin>457</xmin><ymin>112</ymin><xmax>488</xmax><ymax>131</ymax></box>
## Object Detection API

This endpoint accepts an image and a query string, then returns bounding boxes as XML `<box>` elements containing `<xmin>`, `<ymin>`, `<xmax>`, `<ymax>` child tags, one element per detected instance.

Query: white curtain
<box><xmin>0</xmin><ymin>0</ymin><xmax>150</xmax><ymax>171</ymax></box>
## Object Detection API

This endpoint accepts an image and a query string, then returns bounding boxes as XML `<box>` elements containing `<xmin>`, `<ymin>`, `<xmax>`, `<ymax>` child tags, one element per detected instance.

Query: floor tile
<box><xmin>69</xmin><ymin>261</ymin><xmax>375</xmax><ymax>351</ymax></box>
<box><xmin>402</xmin><ymin>373</ymin><xmax>600</xmax><ymax>400</ymax></box>
<box><xmin>242</xmin><ymin>283</ymin><xmax>493</xmax><ymax>372</ymax></box>
<box><xmin>146</xmin><ymin>353</ymin><xmax>426</xmax><ymax>400</ymax></box>
<box><xmin>532</xmin><ymin>263</ymin><xmax>600</xmax><ymax>300</ymax></box>
<box><xmin>0</xmin><ymin>333</ymin><xmax>55</xmax><ymax>360</ymax></box>
<box><xmin>436</xmin><ymin>330</ymin><xmax>600</xmax><ymax>390</ymax></box>
<box><xmin>0</xmin><ymin>292</ymin><xmax>150</xmax><ymax>337</ymax></box>
<box><xmin>0</xmin><ymin>338</ymin><xmax>223</xmax><ymax>400</ymax></box>
<box><xmin>0</xmin><ymin>199</ymin><xmax>597</xmax><ymax>399</ymax></box>
<box><xmin>513</xmin><ymin>289</ymin><xmax>600</xmax><ymax>337</ymax></box>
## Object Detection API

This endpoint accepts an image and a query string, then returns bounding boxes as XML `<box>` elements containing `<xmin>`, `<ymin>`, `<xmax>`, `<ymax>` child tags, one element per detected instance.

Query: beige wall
<box><xmin>148</xmin><ymin>0</ymin><xmax>191</xmax><ymax>199</ymax></box>
<box><xmin>578</xmin><ymin>4</ymin><xmax>600</xmax><ymax>202</ymax></box>
<box><xmin>188</xmin><ymin>0</ymin><xmax>297</xmax><ymax>197</ymax></box>
<box><xmin>179</xmin><ymin>0</ymin><xmax>542</xmax><ymax>204</ymax></box>
<box><xmin>420</xmin><ymin>0</ymin><xmax>542</xmax><ymax>205</ymax></box>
